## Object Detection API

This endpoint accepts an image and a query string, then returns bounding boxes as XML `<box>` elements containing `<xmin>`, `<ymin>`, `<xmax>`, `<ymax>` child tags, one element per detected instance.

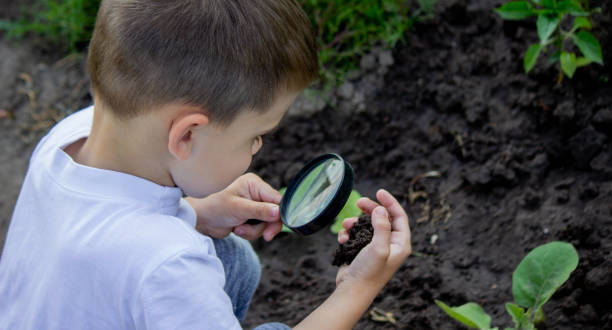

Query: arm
<box><xmin>295</xmin><ymin>190</ymin><xmax>412</xmax><ymax>329</ymax></box>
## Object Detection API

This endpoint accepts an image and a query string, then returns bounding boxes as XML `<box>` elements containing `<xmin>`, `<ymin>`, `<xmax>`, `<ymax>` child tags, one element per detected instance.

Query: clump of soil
<box><xmin>332</xmin><ymin>214</ymin><xmax>374</xmax><ymax>266</ymax></box>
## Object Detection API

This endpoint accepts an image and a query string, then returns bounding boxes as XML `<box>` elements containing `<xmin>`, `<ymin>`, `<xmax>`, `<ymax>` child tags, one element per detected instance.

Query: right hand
<box><xmin>335</xmin><ymin>189</ymin><xmax>412</xmax><ymax>289</ymax></box>
<box><xmin>187</xmin><ymin>173</ymin><xmax>283</xmax><ymax>241</ymax></box>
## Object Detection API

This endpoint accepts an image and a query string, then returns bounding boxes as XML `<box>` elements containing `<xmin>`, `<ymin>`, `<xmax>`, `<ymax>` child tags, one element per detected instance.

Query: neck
<box><xmin>70</xmin><ymin>104</ymin><xmax>176</xmax><ymax>187</ymax></box>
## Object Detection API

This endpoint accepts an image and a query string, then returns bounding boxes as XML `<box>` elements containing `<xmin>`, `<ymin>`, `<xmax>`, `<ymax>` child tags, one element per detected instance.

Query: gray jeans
<box><xmin>212</xmin><ymin>234</ymin><xmax>291</xmax><ymax>330</ymax></box>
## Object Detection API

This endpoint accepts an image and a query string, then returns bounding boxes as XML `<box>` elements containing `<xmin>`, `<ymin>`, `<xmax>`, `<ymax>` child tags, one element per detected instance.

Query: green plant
<box><xmin>330</xmin><ymin>189</ymin><xmax>362</xmax><ymax>233</ymax></box>
<box><xmin>302</xmin><ymin>0</ymin><xmax>436</xmax><ymax>84</ymax></box>
<box><xmin>436</xmin><ymin>241</ymin><xmax>579</xmax><ymax>330</ymax></box>
<box><xmin>495</xmin><ymin>0</ymin><xmax>603</xmax><ymax>82</ymax></box>
<box><xmin>0</xmin><ymin>0</ymin><xmax>99</xmax><ymax>51</ymax></box>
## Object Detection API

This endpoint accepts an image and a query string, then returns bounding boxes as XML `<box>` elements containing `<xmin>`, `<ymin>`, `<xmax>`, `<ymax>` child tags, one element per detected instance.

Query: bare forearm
<box><xmin>293</xmin><ymin>280</ymin><xmax>383</xmax><ymax>330</ymax></box>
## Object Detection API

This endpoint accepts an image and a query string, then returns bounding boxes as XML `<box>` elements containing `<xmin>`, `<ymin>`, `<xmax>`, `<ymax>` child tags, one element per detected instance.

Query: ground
<box><xmin>1</xmin><ymin>0</ymin><xmax>610</xmax><ymax>329</ymax></box>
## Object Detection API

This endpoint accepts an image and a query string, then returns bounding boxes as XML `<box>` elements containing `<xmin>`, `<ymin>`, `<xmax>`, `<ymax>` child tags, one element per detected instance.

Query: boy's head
<box><xmin>88</xmin><ymin>0</ymin><xmax>318</xmax><ymax>124</ymax></box>
<box><xmin>86</xmin><ymin>0</ymin><xmax>318</xmax><ymax>197</ymax></box>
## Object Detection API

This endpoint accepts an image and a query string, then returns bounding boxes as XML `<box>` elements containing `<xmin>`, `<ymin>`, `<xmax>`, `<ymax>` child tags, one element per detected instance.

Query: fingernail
<box><xmin>270</xmin><ymin>205</ymin><xmax>279</xmax><ymax>217</ymax></box>
<box><xmin>374</xmin><ymin>207</ymin><xmax>387</xmax><ymax>217</ymax></box>
<box><xmin>235</xmin><ymin>228</ymin><xmax>246</xmax><ymax>236</ymax></box>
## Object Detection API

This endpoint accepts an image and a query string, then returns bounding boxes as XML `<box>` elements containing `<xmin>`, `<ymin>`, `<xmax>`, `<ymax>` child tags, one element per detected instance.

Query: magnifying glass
<box><xmin>280</xmin><ymin>153</ymin><xmax>354</xmax><ymax>235</ymax></box>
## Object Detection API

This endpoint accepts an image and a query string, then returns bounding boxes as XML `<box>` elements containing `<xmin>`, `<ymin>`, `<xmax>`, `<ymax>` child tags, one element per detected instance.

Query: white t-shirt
<box><xmin>0</xmin><ymin>107</ymin><xmax>241</xmax><ymax>330</ymax></box>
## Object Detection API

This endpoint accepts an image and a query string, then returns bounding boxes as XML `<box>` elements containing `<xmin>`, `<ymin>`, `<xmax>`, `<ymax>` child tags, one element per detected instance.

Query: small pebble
<box><xmin>378</xmin><ymin>50</ymin><xmax>395</xmax><ymax>67</ymax></box>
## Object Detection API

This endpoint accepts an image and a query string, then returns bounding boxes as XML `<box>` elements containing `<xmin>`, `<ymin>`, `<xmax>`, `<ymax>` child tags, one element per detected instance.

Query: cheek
<box><xmin>177</xmin><ymin>141</ymin><xmax>254</xmax><ymax>196</ymax></box>
<box><xmin>215</xmin><ymin>147</ymin><xmax>252</xmax><ymax>186</ymax></box>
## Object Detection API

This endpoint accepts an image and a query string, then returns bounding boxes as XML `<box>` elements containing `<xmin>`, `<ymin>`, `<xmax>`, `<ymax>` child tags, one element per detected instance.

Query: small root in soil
<box><xmin>369</xmin><ymin>307</ymin><xmax>397</xmax><ymax>325</ymax></box>
<box><xmin>332</xmin><ymin>214</ymin><xmax>373</xmax><ymax>266</ymax></box>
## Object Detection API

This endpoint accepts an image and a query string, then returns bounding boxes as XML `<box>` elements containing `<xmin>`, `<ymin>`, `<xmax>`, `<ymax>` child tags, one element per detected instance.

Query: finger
<box><xmin>338</xmin><ymin>228</ymin><xmax>349</xmax><ymax>244</ymax></box>
<box><xmin>262</xmin><ymin>221</ymin><xmax>283</xmax><ymax>242</ymax></box>
<box><xmin>233</xmin><ymin>222</ymin><xmax>266</xmax><ymax>241</ymax></box>
<box><xmin>370</xmin><ymin>206</ymin><xmax>391</xmax><ymax>258</ymax></box>
<box><xmin>245</xmin><ymin>173</ymin><xmax>282</xmax><ymax>204</ymax></box>
<box><xmin>376</xmin><ymin>189</ymin><xmax>410</xmax><ymax>234</ymax></box>
<box><xmin>342</xmin><ymin>217</ymin><xmax>359</xmax><ymax>230</ymax></box>
<box><xmin>356</xmin><ymin>197</ymin><xmax>379</xmax><ymax>215</ymax></box>
<box><xmin>231</xmin><ymin>197</ymin><xmax>280</xmax><ymax>223</ymax></box>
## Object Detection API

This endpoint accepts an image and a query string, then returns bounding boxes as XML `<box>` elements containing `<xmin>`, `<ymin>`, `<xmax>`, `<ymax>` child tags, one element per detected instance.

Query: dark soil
<box><xmin>244</xmin><ymin>0</ymin><xmax>612</xmax><ymax>329</ymax></box>
<box><xmin>332</xmin><ymin>214</ymin><xmax>374</xmax><ymax>267</ymax></box>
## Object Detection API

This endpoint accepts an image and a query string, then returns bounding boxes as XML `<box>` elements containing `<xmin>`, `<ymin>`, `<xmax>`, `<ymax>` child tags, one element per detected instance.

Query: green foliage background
<box><xmin>0</xmin><ymin>0</ymin><xmax>99</xmax><ymax>52</ymax></box>
<box><xmin>0</xmin><ymin>0</ymin><xmax>436</xmax><ymax>84</ymax></box>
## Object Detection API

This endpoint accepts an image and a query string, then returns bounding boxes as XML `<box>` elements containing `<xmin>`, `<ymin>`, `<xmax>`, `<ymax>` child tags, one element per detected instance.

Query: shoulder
<box><xmin>30</xmin><ymin>106</ymin><xmax>94</xmax><ymax>161</ymax></box>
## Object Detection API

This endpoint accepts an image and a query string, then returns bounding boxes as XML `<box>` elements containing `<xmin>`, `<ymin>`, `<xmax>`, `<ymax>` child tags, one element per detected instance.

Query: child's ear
<box><xmin>168</xmin><ymin>112</ymin><xmax>209</xmax><ymax>160</ymax></box>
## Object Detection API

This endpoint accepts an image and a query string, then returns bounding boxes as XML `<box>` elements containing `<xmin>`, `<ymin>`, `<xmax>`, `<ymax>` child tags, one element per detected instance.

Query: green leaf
<box><xmin>572</xmin><ymin>31</ymin><xmax>604</xmax><ymax>65</ymax></box>
<box><xmin>537</xmin><ymin>14</ymin><xmax>560</xmax><ymax>43</ymax></box>
<box><xmin>561</xmin><ymin>52</ymin><xmax>578</xmax><ymax>78</ymax></box>
<box><xmin>506</xmin><ymin>303</ymin><xmax>535</xmax><ymax>330</ymax></box>
<box><xmin>548</xmin><ymin>50</ymin><xmax>561</xmax><ymax>64</ymax></box>
<box><xmin>331</xmin><ymin>189</ymin><xmax>363</xmax><ymax>234</ymax></box>
<box><xmin>436</xmin><ymin>300</ymin><xmax>495</xmax><ymax>330</ymax></box>
<box><xmin>539</xmin><ymin>0</ymin><xmax>556</xmax><ymax>8</ymax></box>
<box><xmin>524</xmin><ymin>44</ymin><xmax>542</xmax><ymax>73</ymax></box>
<box><xmin>512</xmin><ymin>242</ymin><xmax>579</xmax><ymax>312</ymax></box>
<box><xmin>575</xmin><ymin>57</ymin><xmax>592</xmax><ymax>67</ymax></box>
<box><xmin>495</xmin><ymin>1</ymin><xmax>536</xmax><ymax>20</ymax></box>
<box><xmin>533</xmin><ymin>307</ymin><xmax>546</xmax><ymax>325</ymax></box>
<box><xmin>557</xmin><ymin>0</ymin><xmax>588</xmax><ymax>15</ymax></box>
<box><xmin>572</xmin><ymin>16</ymin><xmax>592</xmax><ymax>31</ymax></box>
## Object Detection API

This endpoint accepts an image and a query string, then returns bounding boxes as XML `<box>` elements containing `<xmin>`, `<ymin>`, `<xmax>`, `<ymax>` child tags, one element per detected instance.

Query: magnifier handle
<box><xmin>246</xmin><ymin>219</ymin><xmax>263</xmax><ymax>225</ymax></box>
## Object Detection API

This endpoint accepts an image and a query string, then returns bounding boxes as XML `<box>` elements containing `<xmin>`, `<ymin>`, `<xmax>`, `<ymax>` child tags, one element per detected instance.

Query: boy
<box><xmin>0</xmin><ymin>0</ymin><xmax>412</xmax><ymax>329</ymax></box>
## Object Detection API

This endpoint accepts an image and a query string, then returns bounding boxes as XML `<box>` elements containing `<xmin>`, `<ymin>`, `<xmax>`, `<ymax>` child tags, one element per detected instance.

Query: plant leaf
<box><xmin>572</xmin><ymin>31</ymin><xmax>604</xmax><ymax>65</ymax></box>
<box><xmin>533</xmin><ymin>307</ymin><xmax>546</xmax><ymax>325</ymax></box>
<box><xmin>435</xmin><ymin>300</ymin><xmax>494</xmax><ymax>330</ymax></box>
<box><xmin>495</xmin><ymin>1</ymin><xmax>536</xmax><ymax>20</ymax></box>
<box><xmin>539</xmin><ymin>0</ymin><xmax>556</xmax><ymax>8</ymax></box>
<box><xmin>575</xmin><ymin>57</ymin><xmax>592</xmax><ymax>67</ymax></box>
<box><xmin>561</xmin><ymin>52</ymin><xmax>577</xmax><ymax>78</ymax></box>
<box><xmin>512</xmin><ymin>241</ymin><xmax>579</xmax><ymax>312</ymax></box>
<box><xmin>572</xmin><ymin>16</ymin><xmax>592</xmax><ymax>31</ymax></box>
<box><xmin>524</xmin><ymin>44</ymin><xmax>542</xmax><ymax>73</ymax></box>
<box><xmin>505</xmin><ymin>303</ymin><xmax>535</xmax><ymax>330</ymax></box>
<box><xmin>537</xmin><ymin>14</ymin><xmax>560</xmax><ymax>43</ymax></box>
<box><xmin>548</xmin><ymin>50</ymin><xmax>561</xmax><ymax>65</ymax></box>
<box><xmin>557</xmin><ymin>0</ymin><xmax>589</xmax><ymax>16</ymax></box>
<box><xmin>331</xmin><ymin>189</ymin><xmax>363</xmax><ymax>234</ymax></box>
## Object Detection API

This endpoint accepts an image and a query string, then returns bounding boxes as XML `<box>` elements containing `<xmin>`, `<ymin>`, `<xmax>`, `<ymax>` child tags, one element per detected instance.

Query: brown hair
<box><xmin>87</xmin><ymin>0</ymin><xmax>318</xmax><ymax>124</ymax></box>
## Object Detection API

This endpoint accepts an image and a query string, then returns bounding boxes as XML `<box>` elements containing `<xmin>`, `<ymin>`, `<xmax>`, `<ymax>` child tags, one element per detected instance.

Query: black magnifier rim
<box><xmin>280</xmin><ymin>153</ymin><xmax>354</xmax><ymax>235</ymax></box>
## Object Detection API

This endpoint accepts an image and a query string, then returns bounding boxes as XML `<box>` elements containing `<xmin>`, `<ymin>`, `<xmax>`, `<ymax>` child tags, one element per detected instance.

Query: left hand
<box><xmin>186</xmin><ymin>173</ymin><xmax>283</xmax><ymax>241</ymax></box>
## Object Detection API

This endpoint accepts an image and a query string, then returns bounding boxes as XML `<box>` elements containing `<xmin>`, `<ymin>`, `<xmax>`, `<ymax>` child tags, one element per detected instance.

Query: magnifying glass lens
<box><xmin>286</xmin><ymin>158</ymin><xmax>344</xmax><ymax>226</ymax></box>
<box><xmin>280</xmin><ymin>154</ymin><xmax>354</xmax><ymax>235</ymax></box>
